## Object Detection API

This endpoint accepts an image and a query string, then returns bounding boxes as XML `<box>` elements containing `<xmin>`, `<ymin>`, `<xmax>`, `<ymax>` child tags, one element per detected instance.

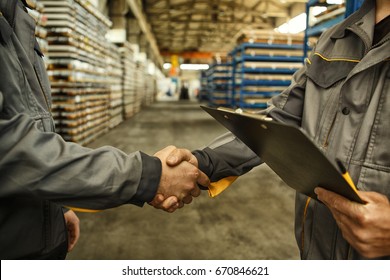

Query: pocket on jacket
<box><xmin>306</xmin><ymin>53</ymin><xmax>357</xmax><ymax>88</ymax></box>
<box><xmin>358</xmin><ymin>165</ymin><xmax>390</xmax><ymax>198</ymax></box>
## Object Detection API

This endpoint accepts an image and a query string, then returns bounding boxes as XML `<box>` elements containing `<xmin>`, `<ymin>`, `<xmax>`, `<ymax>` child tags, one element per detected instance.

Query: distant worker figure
<box><xmin>179</xmin><ymin>83</ymin><xmax>190</xmax><ymax>100</ymax></box>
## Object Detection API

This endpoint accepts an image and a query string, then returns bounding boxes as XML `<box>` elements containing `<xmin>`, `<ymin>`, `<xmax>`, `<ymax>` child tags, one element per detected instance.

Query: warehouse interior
<box><xmin>25</xmin><ymin>0</ymin><xmax>362</xmax><ymax>259</ymax></box>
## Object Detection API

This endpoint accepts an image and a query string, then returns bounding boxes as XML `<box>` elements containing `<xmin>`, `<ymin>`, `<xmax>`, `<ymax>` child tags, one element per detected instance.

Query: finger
<box><xmin>154</xmin><ymin>145</ymin><xmax>177</xmax><ymax>157</ymax></box>
<box><xmin>149</xmin><ymin>193</ymin><xmax>165</xmax><ymax>207</ymax></box>
<box><xmin>197</xmin><ymin>170</ymin><xmax>210</xmax><ymax>188</ymax></box>
<box><xmin>314</xmin><ymin>187</ymin><xmax>345</xmax><ymax>212</ymax></box>
<box><xmin>315</xmin><ymin>187</ymin><xmax>353</xmax><ymax>214</ymax></box>
<box><xmin>167</xmin><ymin>148</ymin><xmax>194</xmax><ymax>166</ymax></box>
<box><xmin>358</xmin><ymin>191</ymin><xmax>389</xmax><ymax>204</ymax></box>
<box><xmin>191</xmin><ymin>186</ymin><xmax>201</xmax><ymax>197</ymax></box>
<box><xmin>68</xmin><ymin>227</ymin><xmax>79</xmax><ymax>252</ymax></box>
<box><xmin>167</xmin><ymin>199</ymin><xmax>185</xmax><ymax>213</ymax></box>
<box><xmin>159</xmin><ymin>196</ymin><xmax>179</xmax><ymax>211</ymax></box>
<box><xmin>67</xmin><ymin>222</ymin><xmax>80</xmax><ymax>252</ymax></box>
<box><xmin>182</xmin><ymin>195</ymin><xmax>193</xmax><ymax>204</ymax></box>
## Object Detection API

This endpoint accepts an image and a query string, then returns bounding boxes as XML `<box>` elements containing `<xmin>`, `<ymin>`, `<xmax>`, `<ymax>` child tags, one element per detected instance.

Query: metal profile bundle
<box><xmin>144</xmin><ymin>72</ymin><xmax>156</xmax><ymax>106</ymax></box>
<box><xmin>198</xmin><ymin>71</ymin><xmax>209</xmax><ymax>102</ymax></box>
<box><xmin>230</xmin><ymin>42</ymin><xmax>304</xmax><ymax>109</ymax></box>
<box><xmin>134</xmin><ymin>62</ymin><xmax>145</xmax><ymax>113</ymax></box>
<box><xmin>205</xmin><ymin>63</ymin><xmax>232</xmax><ymax>107</ymax></box>
<box><xmin>106</xmin><ymin>42</ymin><xmax>123</xmax><ymax>128</ymax></box>
<box><xmin>27</xmin><ymin>0</ymin><xmax>48</xmax><ymax>55</ymax></box>
<box><xmin>39</xmin><ymin>0</ymin><xmax>114</xmax><ymax>145</ymax></box>
<box><xmin>117</xmin><ymin>42</ymin><xmax>137</xmax><ymax>119</ymax></box>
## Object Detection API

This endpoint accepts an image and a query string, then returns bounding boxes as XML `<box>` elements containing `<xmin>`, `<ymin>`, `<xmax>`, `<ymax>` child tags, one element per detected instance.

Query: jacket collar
<box><xmin>330</xmin><ymin>0</ymin><xmax>375</xmax><ymax>39</ymax></box>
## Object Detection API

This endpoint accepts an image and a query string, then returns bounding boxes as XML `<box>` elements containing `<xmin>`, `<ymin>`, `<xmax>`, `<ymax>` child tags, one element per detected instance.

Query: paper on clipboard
<box><xmin>201</xmin><ymin>105</ymin><xmax>364</xmax><ymax>204</ymax></box>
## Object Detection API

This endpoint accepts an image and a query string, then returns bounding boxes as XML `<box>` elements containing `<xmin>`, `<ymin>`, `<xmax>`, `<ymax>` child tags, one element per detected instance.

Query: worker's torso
<box><xmin>0</xmin><ymin>0</ymin><xmax>66</xmax><ymax>259</ymax></box>
<box><xmin>295</xmin><ymin>3</ymin><xmax>390</xmax><ymax>259</ymax></box>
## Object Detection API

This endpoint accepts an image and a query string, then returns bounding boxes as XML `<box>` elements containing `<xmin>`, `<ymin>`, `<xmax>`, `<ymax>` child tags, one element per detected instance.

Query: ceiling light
<box><xmin>163</xmin><ymin>63</ymin><xmax>172</xmax><ymax>69</ymax></box>
<box><xmin>180</xmin><ymin>64</ymin><xmax>209</xmax><ymax>71</ymax></box>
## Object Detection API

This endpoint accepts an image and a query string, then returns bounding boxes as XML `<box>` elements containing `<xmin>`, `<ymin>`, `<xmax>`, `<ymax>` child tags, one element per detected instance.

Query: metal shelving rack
<box><xmin>205</xmin><ymin>63</ymin><xmax>233</xmax><ymax>107</ymax></box>
<box><xmin>41</xmin><ymin>0</ymin><xmax>113</xmax><ymax>145</ymax></box>
<box><xmin>198</xmin><ymin>71</ymin><xmax>209</xmax><ymax>102</ymax></box>
<box><xmin>230</xmin><ymin>43</ymin><xmax>304</xmax><ymax>109</ymax></box>
<box><xmin>304</xmin><ymin>0</ymin><xmax>364</xmax><ymax>57</ymax></box>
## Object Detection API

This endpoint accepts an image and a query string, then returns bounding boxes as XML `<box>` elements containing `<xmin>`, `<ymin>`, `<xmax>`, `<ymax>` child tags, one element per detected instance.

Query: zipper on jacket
<box><xmin>323</xmin><ymin>113</ymin><xmax>337</xmax><ymax>148</ymax></box>
<box><xmin>33</xmin><ymin>66</ymin><xmax>51</xmax><ymax>111</ymax></box>
<box><xmin>366</xmin><ymin>36</ymin><xmax>390</xmax><ymax>54</ymax></box>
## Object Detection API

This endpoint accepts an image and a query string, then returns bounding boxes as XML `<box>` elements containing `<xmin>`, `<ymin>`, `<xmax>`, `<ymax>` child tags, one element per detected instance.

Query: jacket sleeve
<box><xmin>194</xmin><ymin>64</ymin><xmax>308</xmax><ymax>182</ymax></box>
<box><xmin>0</xmin><ymin>92</ymin><xmax>161</xmax><ymax>210</ymax></box>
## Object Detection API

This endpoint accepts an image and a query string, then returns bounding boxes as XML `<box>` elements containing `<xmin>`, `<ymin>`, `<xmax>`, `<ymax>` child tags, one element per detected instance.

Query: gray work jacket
<box><xmin>194</xmin><ymin>0</ymin><xmax>390</xmax><ymax>259</ymax></box>
<box><xmin>0</xmin><ymin>0</ymin><xmax>160</xmax><ymax>259</ymax></box>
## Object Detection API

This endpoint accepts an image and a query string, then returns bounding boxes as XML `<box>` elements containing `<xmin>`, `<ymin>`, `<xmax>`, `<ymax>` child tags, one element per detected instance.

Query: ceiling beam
<box><xmin>126</xmin><ymin>0</ymin><xmax>163</xmax><ymax>67</ymax></box>
<box><xmin>150</xmin><ymin>19</ymin><xmax>271</xmax><ymax>24</ymax></box>
<box><xmin>145</xmin><ymin>8</ymin><xmax>286</xmax><ymax>17</ymax></box>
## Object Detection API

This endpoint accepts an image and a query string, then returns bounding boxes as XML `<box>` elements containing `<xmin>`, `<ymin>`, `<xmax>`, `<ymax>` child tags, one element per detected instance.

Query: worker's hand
<box><xmin>150</xmin><ymin>146</ymin><xmax>209</xmax><ymax>213</ymax></box>
<box><xmin>63</xmin><ymin>210</ymin><xmax>80</xmax><ymax>252</ymax></box>
<box><xmin>315</xmin><ymin>187</ymin><xmax>390</xmax><ymax>258</ymax></box>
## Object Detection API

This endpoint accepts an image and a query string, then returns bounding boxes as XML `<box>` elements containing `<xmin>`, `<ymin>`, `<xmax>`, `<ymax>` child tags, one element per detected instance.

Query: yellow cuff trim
<box><xmin>208</xmin><ymin>176</ymin><xmax>238</xmax><ymax>198</ymax></box>
<box><xmin>66</xmin><ymin>206</ymin><xmax>102</xmax><ymax>213</ymax></box>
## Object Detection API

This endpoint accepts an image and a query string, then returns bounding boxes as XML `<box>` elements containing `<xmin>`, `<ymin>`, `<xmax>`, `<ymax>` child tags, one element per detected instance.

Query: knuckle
<box><xmin>351</xmin><ymin>228</ymin><xmax>369</xmax><ymax>243</ymax></box>
<box><xmin>355</xmin><ymin>212</ymin><xmax>370</xmax><ymax>225</ymax></box>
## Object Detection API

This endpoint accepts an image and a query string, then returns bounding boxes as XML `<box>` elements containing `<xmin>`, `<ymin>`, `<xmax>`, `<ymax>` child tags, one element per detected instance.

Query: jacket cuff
<box><xmin>129</xmin><ymin>152</ymin><xmax>162</xmax><ymax>206</ymax></box>
<box><xmin>193</xmin><ymin>149</ymin><xmax>213</xmax><ymax>190</ymax></box>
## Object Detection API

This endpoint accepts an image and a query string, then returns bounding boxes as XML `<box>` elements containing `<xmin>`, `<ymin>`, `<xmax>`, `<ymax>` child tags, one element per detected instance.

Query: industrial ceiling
<box><xmin>102</xmin><ymin>0</ymin><xmax>307</xmax><ymax>65</ymax></box>
<box><xmin>142</xmin><ymin>0</ymin><xmax>306</xmax><ymax>60</ymax></box>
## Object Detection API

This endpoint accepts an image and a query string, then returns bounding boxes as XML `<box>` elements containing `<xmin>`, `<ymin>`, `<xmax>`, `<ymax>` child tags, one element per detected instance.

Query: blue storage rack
<box><xmin>230</xmin><ymin>42</ymin><xmax>304</xmax><ymax>109</ymax></box>
<box><xmin>205</xmin><ymin>63</ymin><xmax>232</xmax><ymax>106</ymax></box>
<box><xmin>198</xmin><ymin>70</ymin><xmax>209</xmax><ymax>102</ymax></box>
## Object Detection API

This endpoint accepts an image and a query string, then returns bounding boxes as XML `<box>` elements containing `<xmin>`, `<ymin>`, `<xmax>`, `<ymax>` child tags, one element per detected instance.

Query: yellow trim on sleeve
<box><xmin>66</xmin><ymin>206</ymin><xmax>102</xmax><ymax>213</ymax></box>
<box><xmin>313</xmin><ymin>52</ymin><xmax>360</xmax><ymax>63</ymax></box>
<box><xmin>301</xmin><ymin>197</ymin><xmax>312</xmax><ymax>252</ymax></box>
<box><xmin>305</xmin><ymin>58</ymin><xmax>312</xmax><ymax>65</ymax></box>
<box><xmin>208</xmin><ymin>176</ymin><xmax>238</xmax><ymax>198</ymax></box>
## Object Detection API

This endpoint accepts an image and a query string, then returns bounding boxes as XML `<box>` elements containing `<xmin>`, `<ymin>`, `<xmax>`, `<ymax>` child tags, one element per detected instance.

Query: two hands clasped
<box><xmin>150</xmin><ymin>145</ymin><xmax>209</xmax><ymax>213</ymax></box>
<box><xmin>64</xmin><ymin>145</ymin><xmax>390</xmax><ymax>258</ymax></box>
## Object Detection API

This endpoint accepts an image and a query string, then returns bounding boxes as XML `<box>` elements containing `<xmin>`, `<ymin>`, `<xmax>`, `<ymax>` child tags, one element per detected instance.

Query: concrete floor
<box><xmin>67</xmin><ymin>101</ymin><xmax>300</xmax><ymax>260</ymax></box>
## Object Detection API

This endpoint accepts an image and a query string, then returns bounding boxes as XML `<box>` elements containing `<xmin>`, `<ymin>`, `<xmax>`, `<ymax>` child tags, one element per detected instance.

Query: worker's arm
<box><xmin>0</xmin><ymin>93</ymin><xmax>207</xmax><ymax>212</ymax></box>
<box><xmin>193</xmin><ymin>65</ymin><xmax>308</xmax><ymax>182</ymax></box>
<box><xmin>0</xmin><ymin>103</ymin><xmax>161</xmax><ymax>209</ymax></box>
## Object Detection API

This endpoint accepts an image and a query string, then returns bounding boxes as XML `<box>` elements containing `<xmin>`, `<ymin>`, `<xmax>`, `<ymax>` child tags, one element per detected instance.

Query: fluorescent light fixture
<box><xmin>180</xmin><ymin>64</ymin><xmax>209</xmax><ymax>71</ymax></box>
<box><xmin>163</xmin><ymin>63</ymin><xmax>172</xmax><ymax>69</ymax></box>
<box><xmin>276</xmin><ymin>13</ymin><xmax>307</xmax><ymax>34</ymax></box>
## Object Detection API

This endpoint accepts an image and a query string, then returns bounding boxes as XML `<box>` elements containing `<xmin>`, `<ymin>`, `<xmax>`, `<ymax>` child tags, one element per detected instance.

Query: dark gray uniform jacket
<box><xmin>194</xmin><ymin>0</ymin><xmax>390</xmax><ymax>259</ymax></box>
<box><xmin>0</xmin><ymin>0</ymin><xmax>161</xmax><ymax>259</ymax></box>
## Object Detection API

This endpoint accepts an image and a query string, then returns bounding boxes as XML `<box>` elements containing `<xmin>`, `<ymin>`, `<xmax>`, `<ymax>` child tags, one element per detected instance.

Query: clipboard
<box><xmin>201</xmin><ymin>106</ymin><xmax>364</xmax><ymax>204</ymax></box>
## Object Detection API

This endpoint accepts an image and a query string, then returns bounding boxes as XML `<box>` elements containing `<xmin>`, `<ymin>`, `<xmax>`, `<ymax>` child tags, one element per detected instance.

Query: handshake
<box><xmin>150</xmin><ymin>145</ymin><xmax>210</xmax><ymax>213</ymax></box>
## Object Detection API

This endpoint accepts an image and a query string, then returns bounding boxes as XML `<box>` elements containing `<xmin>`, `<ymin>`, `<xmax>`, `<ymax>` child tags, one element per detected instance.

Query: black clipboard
<box><xmin>201</xmin><ymin>106</ymin><xmax>364</xmax><ymax>203</ymax></box>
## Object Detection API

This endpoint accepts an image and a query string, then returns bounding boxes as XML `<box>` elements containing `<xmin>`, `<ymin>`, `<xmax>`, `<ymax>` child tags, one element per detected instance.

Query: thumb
<box><xmin>167</xmin><ymin>148</ymin><xmax>193</xmax><ymax>166</ymax></box>
<box><xmin>197</xmin><ymin>170</ymin><xmax>210</xmax><ymax>188</ymax></box>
